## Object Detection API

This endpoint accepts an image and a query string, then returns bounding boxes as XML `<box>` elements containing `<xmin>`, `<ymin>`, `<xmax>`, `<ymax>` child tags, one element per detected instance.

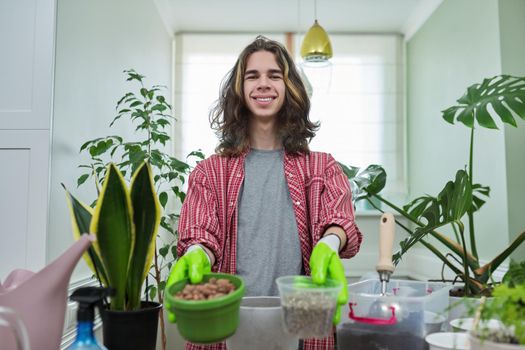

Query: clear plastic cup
<box><xmin>276</xmin><ymin>275</ymin><xmax>342</xmax><ymax>339</ymax></box>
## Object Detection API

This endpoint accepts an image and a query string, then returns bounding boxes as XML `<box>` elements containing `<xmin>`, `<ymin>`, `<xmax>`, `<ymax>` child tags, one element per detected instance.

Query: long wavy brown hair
<box><xmin>209</xmin><ymin>36</ymin><xmax>319</xmax><ymax>156</ymax></box>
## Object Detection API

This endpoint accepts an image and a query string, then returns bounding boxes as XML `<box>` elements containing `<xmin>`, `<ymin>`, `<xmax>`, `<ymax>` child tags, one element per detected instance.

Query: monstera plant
<box><xmin>343</xmin><ymin>75</ymin><xmax>525</xmax><ymax>296</ymax></box>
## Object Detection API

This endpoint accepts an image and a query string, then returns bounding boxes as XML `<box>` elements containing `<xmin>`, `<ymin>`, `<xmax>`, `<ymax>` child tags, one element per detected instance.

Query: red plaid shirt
<box><xmin>177</xmin><ymin>150</ymin><xmax>362</xmax><ymax>350</ymax></box>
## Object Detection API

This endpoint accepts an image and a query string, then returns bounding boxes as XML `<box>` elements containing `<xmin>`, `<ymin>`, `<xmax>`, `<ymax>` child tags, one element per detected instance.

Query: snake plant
<box><xmin>64</xmin><ymin>161</ymin><xmax>161</xmax><ymax>310</ymax></box>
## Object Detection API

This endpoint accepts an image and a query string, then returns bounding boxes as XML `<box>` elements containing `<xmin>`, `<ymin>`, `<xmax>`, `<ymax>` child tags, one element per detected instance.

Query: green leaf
<box><xmin>502</xmin><ymin>261</ymin><xmax>525</xmax><ymax>287</ymax></box>
<box><xmin>158</xmin><ymin>280</ymin><xmax>166</xmax><ymax>294</ymax></box>
<box><xmin>393</xmin><ymin>169</ymin><xmax>472</xmax><ymax>265</ymax></box>
<box><xmin>77</xmin><ymin>174</ymin><xmax>90</xmax><ymax>187</ymax></box>
<box><xmin>338</xmin><ymin>162</ymin><xmax>359</xmax><ymax>179</ymax></box>
<box><xmin>159</xmin><ymin>245</ymin><xmax>169</xmax><ymax>258</ymax></box>
<box><xmin>471</xmin><ymin>183</ymin><xmax>490</xmax><ymax>212</ymax></box>
<box><xmin>442</xmin><ymin>75</ymin><xmax>525</xmax><ymax>129</ymax></box>
<box><xmin>151</xmin><ymin>104</ymin><xmax>167</xmax><ymax>112</ymax></box>
<box><xmin>475</xmin><ymin>104</ymin><xmax>498</xmax><ymax>129</ymax></box>
<box><xmin>62</xmin><ymin>184</ymin><xmax>109</xmax><ymax>287</ymax></box>
<box><xmin>126</xmin><ymin>162</ymin><xmax>161</xmax><ymax>309</ymax></box>
<box><xmin>124</xmin><ymin>69</ymin><xmax>145</xmax><ymax>83</ymax></box>
<box><xmin>339</xmin><ymin>163</ymin><xmax>387</xmax><ymax>203</ymax></box>
<box><xmin>156</xmin><ymin>118</ymin><xmax>171</xmax><ymax>127</ymax></box>
<box><xmin>442</xmin><ymin>106</ymin><xmax>459</xmax><ymax>124</ymax></box>
<box><xmin>117</xmin><ymin>92</ymin><xmax>134</xmax><ymax>106</ymax></box>
<box><xmin>363</xmin><ymin>165</ymin><xmax>387</xmax><ymax>195</ymax></box>
<box><xmin>187</xmin><ymin>150</ymin><xmax>205</xmax><ymax>160</ymax></box>
<box><xmin>159</xmin><ymin>191</ymin><xmax>168</xmax><ymax>208</ymax></box>
<box><xmin>170</xmin><ymin>157</ymin><xmax>190</xmax><ymax>173</ymax></box>
<box><xmin>90</xmin><ymin>164</ymin><xmax>134</xmax><ymax>310</ymax></box>
<box><xmin>149</xmin><ymin>285</ymin><xmax>157</xmax><ymax>300</ymax></box>
<box><xmin>80</xmin><ymin>139</ymin><xmax>96</xmax><ymax>152</ymax></box>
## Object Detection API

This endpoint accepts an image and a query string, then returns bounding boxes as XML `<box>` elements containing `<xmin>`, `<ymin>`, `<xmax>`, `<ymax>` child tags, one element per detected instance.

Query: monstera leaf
<box><xmin>442</xmin><ymin>75</ymin><xmax>525</xmax><ymax>129</ymax></box>
<box><xmin>393</xmin><ymin>169</ymin><xmax>472</xmax><ymax>264</ymax></box>
<box><xmin>338</xmin><ymin>163</ymin><xmax>386</xmax><ymax>202</ymax></box>
<box><xmin>404</xmin><ymin>182</ymin><xmax>489</xmax><ymax>218</ymax></box>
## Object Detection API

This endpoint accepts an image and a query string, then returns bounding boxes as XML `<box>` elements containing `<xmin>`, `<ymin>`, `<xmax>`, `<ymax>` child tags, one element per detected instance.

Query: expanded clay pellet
<box><xmin>174</xmin><ymin>278</ymin><xmax>236</xmax><ymax>300</ymax></box>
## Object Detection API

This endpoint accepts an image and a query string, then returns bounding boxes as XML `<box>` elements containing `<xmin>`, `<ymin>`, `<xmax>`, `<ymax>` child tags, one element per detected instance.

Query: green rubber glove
<box><xmin>309</xmin><ymin>242</ymin><xmax>349</xmax><ymax>325</ymax></box>
<box><xmin>165</xmin><ymin>247</ymin><xmax>211</xmax><ymax>322</ymax></box>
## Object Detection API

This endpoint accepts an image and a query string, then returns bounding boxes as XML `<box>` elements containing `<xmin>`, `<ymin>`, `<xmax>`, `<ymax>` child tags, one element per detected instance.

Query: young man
<box><xmin>166</xmin><ymin>36</ymin><xmax>362</xmax><ymax>350</ymax></box>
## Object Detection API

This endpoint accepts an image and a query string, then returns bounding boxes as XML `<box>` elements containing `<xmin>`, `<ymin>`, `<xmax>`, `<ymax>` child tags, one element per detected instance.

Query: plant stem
<box><xmin>153</xmin><ymin>246</ymin><xmax>167</xmax><ymax>350</ymax></box>
<box><xmin>451</xmin><ymin>224</ymin><xmax>461</xmax><ymax>247</ymax></box>
<box><xmin>455</xmin><ymin>221</ymin><xmax>471</xmax><ymax>296</ymax></box>
<box><xmin>468</xmin><ymin>127</ymin><xmax>479</xmax><ymax>260</ymax></box>
<box><xmin>91</xmin><ymin>164</ymin><xmax>101</xmax><ymax>196</ymax></box>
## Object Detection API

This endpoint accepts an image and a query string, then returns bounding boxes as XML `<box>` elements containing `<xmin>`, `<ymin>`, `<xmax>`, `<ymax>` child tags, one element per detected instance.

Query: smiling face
<box><xmin>243</xmin><ymin>50</ymin><xmax>286</xmax><ymax>123</ymax></box>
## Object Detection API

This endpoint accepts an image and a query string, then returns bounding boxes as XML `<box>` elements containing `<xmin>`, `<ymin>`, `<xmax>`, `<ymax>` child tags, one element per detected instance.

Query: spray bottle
<box><xmin>68</xmin><ymin>286</ymin><xmax>109</xmax><ymax>350</ymax></box>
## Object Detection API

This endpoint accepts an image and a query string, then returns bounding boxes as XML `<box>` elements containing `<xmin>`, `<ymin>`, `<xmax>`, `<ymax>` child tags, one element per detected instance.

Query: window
<box><xmin>174</xmin><ymin>33</ymin><xmax>405</xmax><ymax>197</ymax></box>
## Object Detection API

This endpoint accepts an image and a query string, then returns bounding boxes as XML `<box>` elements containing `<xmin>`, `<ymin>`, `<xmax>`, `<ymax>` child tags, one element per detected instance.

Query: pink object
<box><xmin>348</xmin><ymin>302</ymin><xmax>398</xmax><ymax>325</ymax></box>
<box><xmin>0</xmin><ymin>234</ymin><xmax>93</xmax><ymax>350</ymax></box>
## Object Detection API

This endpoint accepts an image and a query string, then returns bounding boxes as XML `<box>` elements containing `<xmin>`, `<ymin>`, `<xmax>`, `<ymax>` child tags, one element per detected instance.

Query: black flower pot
<box><xmin>101</xmin><ymin>301</ymin><xmax>162</xmax><ymax>350</ymax></box>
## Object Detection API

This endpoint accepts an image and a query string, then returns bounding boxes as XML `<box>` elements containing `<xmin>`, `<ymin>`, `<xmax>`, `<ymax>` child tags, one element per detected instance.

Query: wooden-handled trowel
<box><xmin>376</xmin><ymin>212</ymin><xmax>395</xmax><ymax>296</ymax></box>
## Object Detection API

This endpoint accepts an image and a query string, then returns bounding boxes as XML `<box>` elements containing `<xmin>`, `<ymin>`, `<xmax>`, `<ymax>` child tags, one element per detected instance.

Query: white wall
<box><xmin>499</xmin><ymin>0</ymin><xmax>525</xmax><ymax>261</ymax></box>
<box><xmin>404</xmin><ymin>0</ymin><xmax>525</xmax><ymax>276</ymax></box>
<box><xmin>49</xmin><ymin>0</ymin><xmax>173</xmax><ymax>282</ymax></box>
<box><xmin>406</xmin><ymin>0</ymin><xmax>509</xmax><ymax>269</ymax></box>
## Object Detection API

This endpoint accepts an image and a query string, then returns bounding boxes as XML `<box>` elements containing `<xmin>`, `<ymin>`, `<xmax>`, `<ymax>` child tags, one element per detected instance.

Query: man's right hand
<box><xmin>165</xmin><ymin>246</ymin><xmax>211</xmax><ymax>322</ymax></box>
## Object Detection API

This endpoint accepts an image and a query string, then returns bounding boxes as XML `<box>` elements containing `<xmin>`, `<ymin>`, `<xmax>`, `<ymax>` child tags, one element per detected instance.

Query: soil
<box><xmin>336</xmin><ymin>329</ymin><xmax>427</xmax><ymax>350</ymax></box>
<box><xmin>336</xmin><ymin>311</ymin><xmax>427</xmax><ymax>350</ymax></box>
<box><xmin>449</xmin><ymin>286</ymin><xmax>493</xmax><ymax>298</ymax></box>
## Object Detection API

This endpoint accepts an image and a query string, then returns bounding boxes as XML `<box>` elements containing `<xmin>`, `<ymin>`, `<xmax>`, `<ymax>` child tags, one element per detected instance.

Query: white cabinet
<box><xmin>0</xmin><ymin>131</ymin><xmax>50</xmax><ymax>277</ymax></box>
<box><xmin>0</xmin><ymin>0</ymin><xmax>56</xmax><ymax>276</ymax></box>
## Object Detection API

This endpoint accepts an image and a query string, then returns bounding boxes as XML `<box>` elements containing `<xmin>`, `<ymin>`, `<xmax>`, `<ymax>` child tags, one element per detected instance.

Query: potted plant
<box><xmin>69</xmin><ymin>70</ymin><xmax>203</xmax><ymax>349</ymax></box>
<box><xmin>469</xmin><ymin>261</ymin><xmax>525</xmax><ymax>349</ymax></box>
<box><xmin>342</xmin><ymin>75</ymin><xmax>525</xmax><ymax>299</ymax></box>
<box><xmin>65</xmin><ymin>161</ymin><xmax>162</xmax><ymax>350</ymax></box>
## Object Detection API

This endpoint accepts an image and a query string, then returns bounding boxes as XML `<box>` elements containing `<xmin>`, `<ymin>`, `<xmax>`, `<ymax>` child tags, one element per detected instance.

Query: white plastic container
<box><xmin>226</xmin><ymin>297</ymin><xmax>298</xmax><ymax>350</ymax></box>
<box><xmin>336</xmin><ymin>279</ymin><xmax>451</xmax><ymax>350</ymax></box>
<box><xmin>426</xmin><ymin>332</ymin><xmax>470</xmax><ymax>350</ymax></box>
<box><xmin>449</xmin><ymin>318</ymin><xmax>503</xmax><ymax>333</ymax></box>
<box><xmin>276</xmin><ymin>276</ymin><xmax>341</xmax><ymax>339</ymax></box>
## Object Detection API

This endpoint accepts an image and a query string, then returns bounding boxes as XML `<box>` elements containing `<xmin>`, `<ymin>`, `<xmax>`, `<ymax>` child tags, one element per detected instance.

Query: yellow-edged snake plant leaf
<box><xmin>90</xmin><ymin>164</ymin><xmax>134</xmax><ymax>310</ymax></box>
<box><xmin>442</xmin><ymin>75</ymin><xmax>525</xmax><ymax>129</ymax></box>
<box><xmin>63</xmin><ymin>183</ymin><xmax>108</xmax><ymax>286</ymax></box>
<box><xmin>126</xmin><ymin>162</ymin><xmax>161</xmax><ymax>310</ymax></box>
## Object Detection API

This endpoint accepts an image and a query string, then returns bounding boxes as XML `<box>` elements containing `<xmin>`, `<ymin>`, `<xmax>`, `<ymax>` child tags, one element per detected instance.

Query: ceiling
<box><xmin>154</xmin><ymin>0</ymin><xmax>443</xmax><ymax>39</ymax></box>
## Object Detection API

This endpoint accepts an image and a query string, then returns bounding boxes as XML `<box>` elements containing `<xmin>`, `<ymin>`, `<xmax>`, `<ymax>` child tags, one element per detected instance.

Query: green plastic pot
<box><xmin>165</xmin><ymin>273</ymin><xmax>245</xmax><ymax>344</ymax></box>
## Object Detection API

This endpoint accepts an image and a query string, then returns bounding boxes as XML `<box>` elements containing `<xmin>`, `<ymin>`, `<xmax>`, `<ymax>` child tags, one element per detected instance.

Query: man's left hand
<box><xmin>309</xmin><ymin>241</ymin><xmax>348</xmax><ymax>325</ymax></box>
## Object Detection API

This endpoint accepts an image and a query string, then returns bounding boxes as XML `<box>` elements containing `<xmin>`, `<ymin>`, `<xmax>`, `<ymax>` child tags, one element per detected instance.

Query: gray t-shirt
<box><xmin>236</xmin><ymin>149</ymin><xmax>303</xmax><ymax>296</ymax></box>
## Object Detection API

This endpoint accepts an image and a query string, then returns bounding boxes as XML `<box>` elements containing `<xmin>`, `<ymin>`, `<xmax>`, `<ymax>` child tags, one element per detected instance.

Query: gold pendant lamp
<box><xmin>300</xmin><ymin>0</ymin><xmax>332</xmax><ymax>65</ymax></box>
